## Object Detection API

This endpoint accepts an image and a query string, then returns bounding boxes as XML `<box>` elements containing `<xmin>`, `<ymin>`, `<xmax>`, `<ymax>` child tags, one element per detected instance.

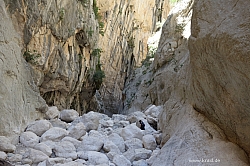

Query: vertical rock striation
<box><xmin>97</xmin><ymin>0</ymin><xmax>170</xmax><ymax>114</ymax></box>
<box><xmin>0</xmin><ymin>0</ymin><xmax>47</xmax><ymax>139</ymax></box>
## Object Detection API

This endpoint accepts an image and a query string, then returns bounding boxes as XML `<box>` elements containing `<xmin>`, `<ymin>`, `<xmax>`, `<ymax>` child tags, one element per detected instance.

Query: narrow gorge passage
<box><xmin>0</xmin><ymin>0</ymin><xmax>250</xmax><ymax>165</ymax></box>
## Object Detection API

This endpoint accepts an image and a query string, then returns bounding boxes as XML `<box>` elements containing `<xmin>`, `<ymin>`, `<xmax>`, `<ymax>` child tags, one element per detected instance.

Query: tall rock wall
<box><xmin>0</xmin><ymin>0</ymin><xmax>47</xmax><ymax>139</ymax></box>
<box><xmin>125</xmin><ymin>0</ymin><xmax>250</xmax><ymax>164</ymax></box>
<box><xmin>97</xmin><ymin>0</ymin><xmax>170</xmax><ymax>114</ymax></box>
<box><xmin>4</xmin><ymin>0</ymin><xmax>103</xmax><ymax>113</ymax></box>
<box><xmin>3</xmin><ymin>0</ymin><xmax>170</xmax><ymax>115</ymax></box>
<box><xmin>189</xmin><ymin>0</ymin><xmax>250</xmax><ymax>156</ymax></box>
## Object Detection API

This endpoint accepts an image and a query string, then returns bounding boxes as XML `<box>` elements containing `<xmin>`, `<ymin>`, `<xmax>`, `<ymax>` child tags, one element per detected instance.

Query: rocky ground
<box><xmin>0</xmin><ymin>105</ymin><xmax>162</xmax><ymax>166</ymax></box>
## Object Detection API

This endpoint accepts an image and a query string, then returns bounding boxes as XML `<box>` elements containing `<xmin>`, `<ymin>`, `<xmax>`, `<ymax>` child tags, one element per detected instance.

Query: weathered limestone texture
<box><xmin>4</xmin><ymin>0</ymin><xmax>100</xmax><ymax>113</ymax></box>
<box><xmin>0</xmin><ymin>0</ymin><xmax>47</xmax><ymax>139</ymax></box>
<box><xmin>125</xmin><ymin>0</ymin><xmax>250</xmax><ymax>165</ymax></box>
<box><xmin>189</xmin><ymin>0</ymin><xmax>250</xmax><ymax>156</ymax></box>
<box><xmin>97</xmin><ymin>0</ymin><xmax>170</xmax><ymax>114</ymax></box>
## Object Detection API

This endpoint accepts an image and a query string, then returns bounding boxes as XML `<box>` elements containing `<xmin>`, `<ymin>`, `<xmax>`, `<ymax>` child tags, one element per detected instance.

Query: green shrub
<box><xmin>93</xmin><ymin>69</ymin><xmax>105</xmax><ymax>90</ymax></box>
<box><xmin>91</xmin><ymin>48</ymin><xmax>103</xmax><ymax>57</ymax></box>
<box><xmin>59</xmin><ymin>8</ymin><xmax>65</xmax><ymax>20</ymax></box>
<box><xmin>128</xmin><ymin>37</ymin><xmax>134</xmax><ymax>49</ymax></box>
<box><xmin>23</xmin><ymin>50</ymin><xmax>40</xmax><ymax>64</ymax></box>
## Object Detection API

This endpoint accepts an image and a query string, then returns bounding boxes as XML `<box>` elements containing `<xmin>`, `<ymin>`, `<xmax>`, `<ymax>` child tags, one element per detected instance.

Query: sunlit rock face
<box><xmin>124</xmin><ymin>0</ymin><xmax>250</xmax><ymax>165</ymax></box>
<box><xmin>188</xmin><ymin>0</ymin><xmax>250</xmax><ymax>156</ymax></box>
<box><xmin>3</xmin><ymin>0</ymin><xmax>170</xmax><ymax>115</ymax></box>
<box><xmin>0</xmin><ymin>0</ymin><xmax>47</xmax><ymax>139</ymax></box>
<box><xmin>97</xmin><ymin>0</ymin><xmax>170</xmax><ymax>114</ymax></box>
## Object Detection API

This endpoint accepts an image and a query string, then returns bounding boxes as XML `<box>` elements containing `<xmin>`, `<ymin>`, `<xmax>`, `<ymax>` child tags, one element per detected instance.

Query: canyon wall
<box><xmin>0</xmin><ymin>0</ymin><xmax>47</xmax><ymax>139</ymax></box>
<box><xmin>3</xmin><ymin>0</ymin><xmax>170</xmax><ymax>115</ymax></box>
<box><xmin>126</xmin><ymin>0</ymin><xmax>250</xmax><ymax>164</ymax></box>
<box><xmin>97</xmin><ymin>0</ymin><xmax>170</xmax><ymax>114</ymax></box>
<box><xmin>189</xmin><ymin>0</ymin><xmax>250</xmax><ymax>157</ymax></box>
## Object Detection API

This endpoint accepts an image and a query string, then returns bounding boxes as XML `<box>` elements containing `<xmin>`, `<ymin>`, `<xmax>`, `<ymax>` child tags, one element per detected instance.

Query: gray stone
<box><xmin>134</xmin><ymin>148</ymin><xmax>152</xmax><ymax>161</ymax></box>
<box><xmin>87</xmin><ymin>151</ymin><xmax>109</xmax><ymax>165</ymax></box>
<box><xmin>45</xmin><ymin>158</ymin><xmax>69</xmax><ymax>166</ymax></box>
<box><xmin>125</xmin><ymin>138</ymin><xmax>143</xmax><ymax>150</ymax></box>
<box><xmin>108</xmin><ymin>133</ymin><xmax>125</xmax><ymax>152</ymax></box>
<box><xmin>0</xmin><ymin>151</ymin><xmax>7</xmax><ymax>160</ymax></box>
<box><xmin>62</xmin><ymin>137</ymin><xmax>81</xmax><ymax>148</ymax></box>
<box><xmin>40</xmin><ymin>127</ymin><xmax>69</xmax><ymax>142</ymax></box>
<box><xmin>33</xmin><ymin>143</ymin><xmax>52</xmax><ymax>156</ymax></box>
<box><xmin>112</xmin><ymin>114</ymin><xmax>127</xmax><ymax>121</ymax></box>
<box><xmin>26</xmin><ymin>120</ymin><xmax>52</xmax><ymax>136</ymax></box>
<box><xmin>54</xmin><ymin>141</ymin><xmax>77</xmax><ymax>159</ymax></box>
<box><xmin>113</xmin><ymin>154</ymin><xmax>131</xmax><ymax>166</ymax></box>
<box><xmin>49</xmin><ymin>119</ymin><xmax>69</xmax><ymax>129</ymax></box>
<box><xmin>0</xmin><ymin>136</ymin><xmax>16</xmax><ymax>153</ymax></box>
<box><xmin>77</xmin><ymin>111</ymin><xmax>108</xmax><ymax>131</ymax></box>
<box><xmin>59</xmin><ymin>161</ymin><xmax>85</xmax><ymax>166</ymax></box>
<box><xmin>45</xmin><ymin>106</ymin><xmax>60</xmax><ymax>120</ymax></box>
<box><xmin>77</xmin><ymin>134</ymin><xmax>104</xmax><ymax>152</ymax></box>
<box><xmin>133</xmin><ymin>159</ymin><xmax>148</xmax><ymax>166</ymax></box>
<box><xmin>99</xmin><ymin>119</ymin><xmax>114</xmax><ymax>128</ymax></box>
<box><xmin>78</xmin><ymin>151</ymin><xmax>109</xmax><ymax>165</ymax></box>
<box><xmin>20</xmin><ymin>131</ymin><xmax>39</xmax><ymax>148</ymax></box>
<box><xmin>120</xmin><ymin>123</ymin><xmax>143</xmax><ymax>141</ymax></box>
<box><xmin>68</xmin><ymin>122</ymin><xmax>86</xmax><ymax>140</ymax></box>
<box><xmin>142</xmin><ymin>135</ymin><xmax>157</xmax><ymax>150</ymax></box>
<box><xmin>144</xmin><ymin>105</ymin><xmax>162</xmax><ymax>118</ymax></box>
<box><xmin>8</xmin><ymin>154</ymin><xmax>22</xmax><ymax>163</ymax></box>
<box><xmin>29</xmin><ymin>148</ymin><xmax>49</xmax><ymax>164</ymax></box>
<box><xmin>60</xmin><ymin>109</ymin><xmax>79</xmax><ymax>123</ymax></box>
<box><xmin>127</xmin><ymin>111</ymin><xmax>146</xmax><ymax>123</ymax></box>
<box><xmin>103</xmin><ymin>140</ymin><xmax>120</xmax><ymax>153</ymax></box>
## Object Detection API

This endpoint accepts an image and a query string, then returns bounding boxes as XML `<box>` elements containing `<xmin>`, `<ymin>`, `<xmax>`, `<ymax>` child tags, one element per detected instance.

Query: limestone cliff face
<box><xmin>4</xmin><ymin>0</ymin><xmax>103</xmax><ymax>113</ymax></box>
<box><xmin>126</xmin><ymin>0</ymin><xmax>250</xmax><ymax>164</ymax></box>
<box><xmin>0</xmin><ymin>0</ymin><xmax>47</xmax><ymax>139</ymax></box>
<box><xmin>189</xmin><ymin>0</ymin><xmax>250</xmax><ymax>156</ymax></box>
<box><xmin>3</xmin><ymin>0</ymin><xmax>170</xmax><ymax>115</ymax></box>
<box><xmin>97</xmin><ymin>0</ymin><xmax>170</xmax><ymax>114</ymax></box>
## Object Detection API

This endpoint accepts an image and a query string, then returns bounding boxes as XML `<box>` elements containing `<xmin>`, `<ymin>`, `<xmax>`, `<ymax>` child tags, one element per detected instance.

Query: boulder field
<box><xmin>0</xmin><ymin>105</ymin><xmax>162</xmax><ymax>166</ymax></box>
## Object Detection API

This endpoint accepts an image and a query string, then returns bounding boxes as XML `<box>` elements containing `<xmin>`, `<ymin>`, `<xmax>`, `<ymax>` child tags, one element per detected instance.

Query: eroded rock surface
<box><xmin>0</xmin><ymin>0</ymin><xmax>47</xmax><ymax>140</ymax></box>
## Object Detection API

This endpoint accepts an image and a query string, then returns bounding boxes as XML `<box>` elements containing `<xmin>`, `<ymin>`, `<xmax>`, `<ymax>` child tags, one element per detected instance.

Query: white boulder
<box><xmin>68</xmin><ymin>122</ymin><xmax>86</xmax><ymax>140</ymax></box>
<box><xmin>120</xmin><ymin>123</ymin><xmax>143</xmax><ymax>141</ymax></box>
<box><xmin>34</xmin><ymin>143</ymin><xmax>52</xmax><ymax>156</ymax></box>
<box><xmin>142</xmin><ymin>135</ymin><xmax>157</xmax><ymax>150</ymax></box>
<box><xmin>54</xmin><ymin>141</ymin><xmax>77</xmax><ymax>159</ymax></box>
<box><xmin>0</xmin><ymin>151</ymin><xmax>7</xmax><ymax>160</ymax></box>
<box><xmin>133</xmin><ymin>159</ymin><xmax>148</xmax><ymax>166</ymax></box>
<box><xmin>49</xmin><ymin>119</ymin><xmax>69</xmax><ymax>129</ymax></box>
<box><xmin>26</xmin><ymin>120</ymin><xmax>52</xmax><ymax>136</ymax></box>
<box><xmin>0</xmin><ymin>136</ymin><xmax>16</xmax><ymax>152</ymax></box>
<box><xmin>40</xmin><ymin>127</ymin><xmax>69</xmax><ymax>142</ymax></box>
<box><xmin>78</xmin><ymin>151</ymin><xmax>109</xmax><ymax>165</ymax></box>
<box><xmin>60</xmin><ymin>109</ymin><xmax>79</xmax><ymax>123</ymax></box>
<box><xmin>103</xmin><ymin>140</ymin><xmax>120</xmax><ymax>153</ymax></box>
<box><xmin>78</xmin><ymin>111</ymin><xmax>108</xmax><ymax>131</ymax></box>
<box><xmin>113</xmin><ymin>154</ymin><xmax>131</xmax><ymax>166</ymax></box>
<box><xmin>62</xmin><ymin>137</ymin><xmax>81</xmax><ymax>148</ymax></box>
<box><xmin>77</xmin><ymin>133</ymin><xmax>104</xmax><ymax>152</ymax></box>
<box><xmin>59</xmin><ymin>161</ymin><xmax>85</xmax><ymax>166</ymax></box>
<box><xmin>127</xmin><ymin>111</ymin><xmax>146</xmax><ymax>123</ymax></box>
<box><xmin>108</xmin><ymin>133</ymin><xmax>125</xmax><ymax>152</ymax></box>
<box><xmin>20</xmin><ymin>131</ymin><xmax>39</xmax><ymax>148</ymax></box>
<box><xmin>45</xmin><ymin>106</ymin><xmax>60</xmax><ymax>120</ymax></box>
<box><xmin>134</xmin><ymin>148</ymin><xmax>152</xmax><ymax>161</ymax></box>
<box><xmin>125</xmin><ymin>138</ymin><xmax>143</xmax><ymax>150</ymax></box>
<box><xmin>29</xmin><ymin>148</ymin><xmax>49</xmax><ymax>164</ymax></box>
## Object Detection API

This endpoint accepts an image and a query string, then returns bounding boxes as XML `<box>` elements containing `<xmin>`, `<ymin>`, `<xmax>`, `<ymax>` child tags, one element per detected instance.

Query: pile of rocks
<box><xmin>0</xmin><ymin>105</ymin><xmax>162</xmax><ymax>166</ymax></box>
